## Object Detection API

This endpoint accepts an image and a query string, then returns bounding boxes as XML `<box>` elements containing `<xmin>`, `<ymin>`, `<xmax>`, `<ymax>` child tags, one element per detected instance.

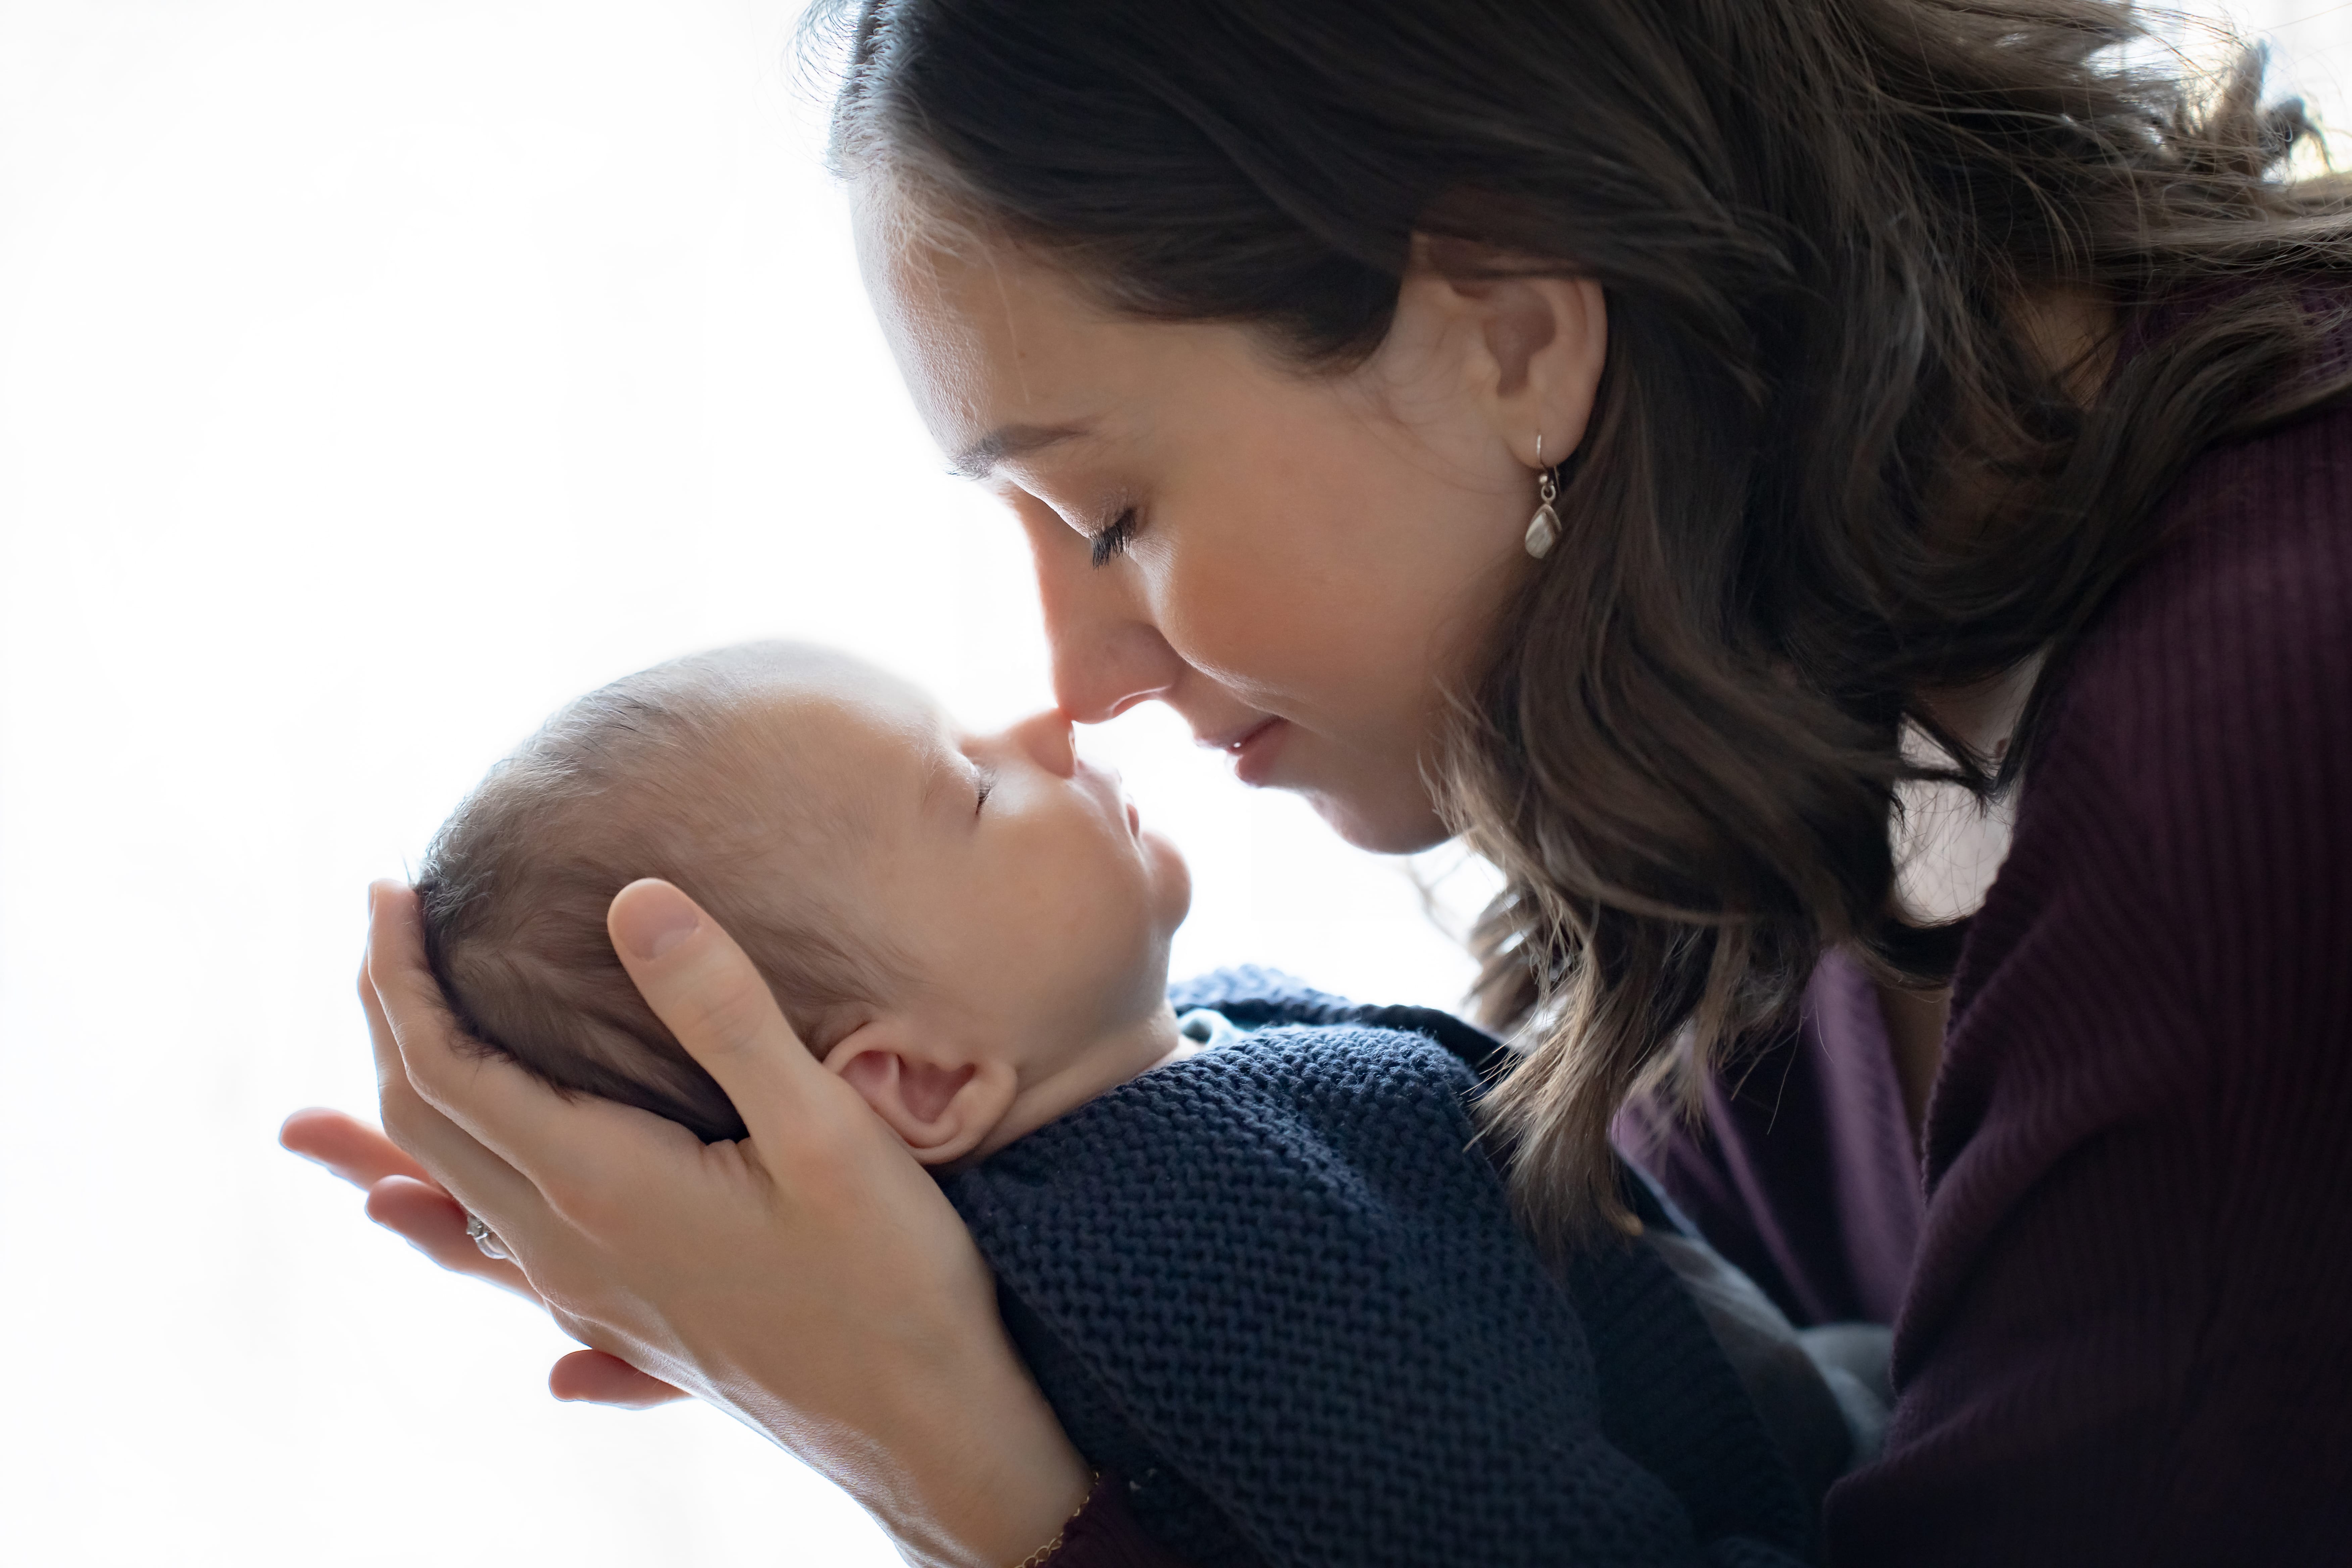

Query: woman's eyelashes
<box><xmin>1089</xmin><ymin>507</ymin><xmax>1139</xmax><ymax>568</ymax></box>
<box><xmin>974</xmin><ymin>767</ymin><xmax>996</xmax><ymax>815</ymax></box>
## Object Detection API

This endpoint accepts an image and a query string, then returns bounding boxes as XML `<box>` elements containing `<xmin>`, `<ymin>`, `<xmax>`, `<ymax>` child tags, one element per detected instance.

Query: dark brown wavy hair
<box><xmin>816</xmin><ymin>0</ymin><xmax>2352</xmax><ymax>1240</ymax></box>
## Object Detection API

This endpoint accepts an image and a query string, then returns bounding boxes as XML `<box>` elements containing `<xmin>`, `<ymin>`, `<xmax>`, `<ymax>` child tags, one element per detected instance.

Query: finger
<box><xmin>370</xmin><ymin>878</ymin><xmax>705</xmax><ymax>1217</ymax></box>
<box><xmin>362</xmin><ymin>883</ymin><xmax>545</xmax><ymax>1222</ymax></box>
<box><xmin>606</xmin><ymin>878</ymin><xmax>833</xmax><ymax>1151</ymax></box>
<box><xmin>548</xmin><ymin>1349</ymin><xmax>689</xmax><ymax>1408</ymax></box>
<box><xmin>279</xmin><ymin>1107</ymin><xmax>433</xmax><ymax>1189</ymax></box>
<box><xmin>364</xmin><ymin>1175</ymin><xmax>539</xmax><ymax>1299</ymax></box>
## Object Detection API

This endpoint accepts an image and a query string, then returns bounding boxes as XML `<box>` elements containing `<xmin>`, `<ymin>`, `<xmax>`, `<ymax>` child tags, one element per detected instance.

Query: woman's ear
<box><xmin>1392</xmin><ymin>235</ymin><xmax>1608</xmax><ymax>472</ymax></box>
<box><xmin>822</xmin><ymin>1020</ymin><xmax>1018</xmax><ymax>1167</ymax></box>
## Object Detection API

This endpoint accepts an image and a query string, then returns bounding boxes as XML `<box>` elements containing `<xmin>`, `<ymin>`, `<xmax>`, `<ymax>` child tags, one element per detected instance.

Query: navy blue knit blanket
<box><xmin>945</xmin><ymin>969</ymin><xmax>1813</xmax><ymax>1568</ymax></box>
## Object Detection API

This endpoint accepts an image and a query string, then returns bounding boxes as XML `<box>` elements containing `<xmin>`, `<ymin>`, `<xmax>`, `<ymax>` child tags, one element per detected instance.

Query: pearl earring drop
<box><xmin>1525</xmin><ymin>435</ymin><xmax>1561</xmax><ymax>560</ymax></box>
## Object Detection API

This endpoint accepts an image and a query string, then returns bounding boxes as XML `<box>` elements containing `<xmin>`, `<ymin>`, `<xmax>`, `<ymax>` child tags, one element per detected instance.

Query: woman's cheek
<box><xmin>1140</xmin><ymin>541</ymin><xmax>1320</xmax><ymax>694</ymax></box>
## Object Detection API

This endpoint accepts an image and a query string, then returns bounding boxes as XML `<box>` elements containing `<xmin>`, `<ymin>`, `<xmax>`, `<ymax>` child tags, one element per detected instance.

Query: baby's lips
<box><xmin>1072</xmin><ymin>746</ymin><xmax>1132</xmax><ymax>822</ymax></box>
<box><xmin>1093</xmin><ymin>761</ymin><xmax>1140</xmax><ymax>836</ymax></box>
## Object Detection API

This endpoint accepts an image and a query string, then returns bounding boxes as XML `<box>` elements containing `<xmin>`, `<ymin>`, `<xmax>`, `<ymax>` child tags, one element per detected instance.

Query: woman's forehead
<box><xmin>854</xmin><ymin>186</ymin><xmax>1170</xmax><ymax>463</ymax></box>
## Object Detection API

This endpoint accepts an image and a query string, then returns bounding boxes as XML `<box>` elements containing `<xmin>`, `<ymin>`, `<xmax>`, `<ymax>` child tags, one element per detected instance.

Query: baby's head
<box><xmin>418</xmin><ymin>642</ymin><xmax>1191</xmax><ymax>1165</ymax></box>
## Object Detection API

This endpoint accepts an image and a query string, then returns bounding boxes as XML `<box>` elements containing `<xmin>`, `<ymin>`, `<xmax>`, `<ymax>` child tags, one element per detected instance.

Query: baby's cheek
<box><xmin>1041</xmin><ymin>858</ymin><xmax>1152</xmax><ymax>971</ymax></box>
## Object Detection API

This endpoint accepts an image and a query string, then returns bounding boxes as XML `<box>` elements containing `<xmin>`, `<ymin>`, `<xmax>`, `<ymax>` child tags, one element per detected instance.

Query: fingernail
<box><xmin>612</xmin><ymin>880</ymin><xmax>699</xmax><ymax>961</ymax></box>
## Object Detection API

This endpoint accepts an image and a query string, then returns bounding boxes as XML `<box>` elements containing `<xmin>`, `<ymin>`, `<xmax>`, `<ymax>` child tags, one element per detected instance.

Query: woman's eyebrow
<box><xmin>949</xmin><ymin>421</ymin><xmax>1093</xmax><ymax>479</ymax></box>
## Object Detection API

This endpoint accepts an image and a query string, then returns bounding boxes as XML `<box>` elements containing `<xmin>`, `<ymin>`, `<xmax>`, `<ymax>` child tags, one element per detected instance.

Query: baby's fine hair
<box><xmin>415</xmin><ymin>642</ymin><xmax>902</xmax><ymax>1141</ymax></box>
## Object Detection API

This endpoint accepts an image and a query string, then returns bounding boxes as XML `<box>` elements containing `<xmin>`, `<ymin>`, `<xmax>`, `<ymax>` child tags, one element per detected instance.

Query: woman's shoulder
<box><xmin>2028</xmin><ymin>390</ymin><xmax>2352</xmax><ymax>884</ymax></box>
<box><xmin>1848</xmin><ymin>398</ymin><xmax>2352</xmax><ymax>1562</ymax></box>
<box><xmin>1939</xmin><ymin>381</ymin><xmax>2352</xmax><ymax>1167</ymax></box>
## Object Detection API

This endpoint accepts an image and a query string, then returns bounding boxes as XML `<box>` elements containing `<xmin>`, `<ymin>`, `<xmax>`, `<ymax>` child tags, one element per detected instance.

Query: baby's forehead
<box><xmin>612</xmin><ymin>645</ymin><xmax>960</xmax><ymax>851</ymax></box>
<box><xmin>718</xmin><ymin>660</ymin><xmax>952</xmax><ymax>788</ymax></box>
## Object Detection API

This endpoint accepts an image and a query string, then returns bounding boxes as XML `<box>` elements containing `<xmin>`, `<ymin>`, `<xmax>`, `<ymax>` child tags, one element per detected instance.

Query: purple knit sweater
<box><xmin>1053</xmin><ymin>389</ymin><xmax>2352</xmax><ymax>1566</ymax></box>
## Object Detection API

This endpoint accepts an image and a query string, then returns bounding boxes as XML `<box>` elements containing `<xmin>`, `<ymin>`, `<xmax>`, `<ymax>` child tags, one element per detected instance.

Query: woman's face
<box><xmin>856</xmin><ymin>190</ymin><xmax>1598</xmax><ymax>852</ymax></box>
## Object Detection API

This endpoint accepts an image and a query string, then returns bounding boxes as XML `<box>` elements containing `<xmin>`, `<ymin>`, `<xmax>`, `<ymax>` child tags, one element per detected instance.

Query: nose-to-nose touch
<box><xmin>1007</xmin><ymin>708</ymin><xmax>1078</xmax><ymax>777</ymax></box>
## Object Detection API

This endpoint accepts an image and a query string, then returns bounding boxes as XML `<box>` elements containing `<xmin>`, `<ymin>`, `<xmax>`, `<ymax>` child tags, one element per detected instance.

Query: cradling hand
<box><xmin>284</xmin><ymin>879</ymin><xmax>1090</xmax><ymax>1567</ymax></box>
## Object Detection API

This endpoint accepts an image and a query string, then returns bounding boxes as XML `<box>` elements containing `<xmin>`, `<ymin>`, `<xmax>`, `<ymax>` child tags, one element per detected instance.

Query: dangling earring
<box><xmin>1525</xmin><ymin>435</ymin><xmax>1561</xmax><ymax>560</ymax></box>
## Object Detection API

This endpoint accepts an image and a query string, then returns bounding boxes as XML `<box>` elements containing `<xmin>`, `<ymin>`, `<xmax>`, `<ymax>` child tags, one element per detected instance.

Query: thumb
<box><xmin>606</xmin><ymin>878</ymin><xmax>826</xmax><ymax>1146</ymax></box>
<box><xmin>548</xmin><ymin>1348</ymin><xmax>689</xmax><ymax>1408</ymax></box>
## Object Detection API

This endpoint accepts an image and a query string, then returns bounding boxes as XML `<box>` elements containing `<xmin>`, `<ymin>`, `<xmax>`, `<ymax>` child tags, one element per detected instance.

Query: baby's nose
<box><xmin>1006</xmin><ymin>708</ymin><xmax>1077</xmax><ymax>778</ymax></box>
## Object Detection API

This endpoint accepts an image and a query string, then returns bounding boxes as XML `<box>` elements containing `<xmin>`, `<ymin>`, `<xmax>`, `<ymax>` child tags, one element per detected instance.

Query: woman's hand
<box><xmin>296</xmin><ymin>879</ymin><xmax>1091</xmax><ymax>1568</ymax></box>
<box><xmin>279</xmin><ymin>1107</ymin><xmax>687</xmax><ymax>1407</ymax></box>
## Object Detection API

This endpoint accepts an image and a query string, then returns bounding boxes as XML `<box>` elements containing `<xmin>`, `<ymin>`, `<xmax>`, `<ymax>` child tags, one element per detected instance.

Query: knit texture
<box><xmin>949</xmin><ymin>970</ymin><xmax>1813</xmax><ymax>1568</ymax></box>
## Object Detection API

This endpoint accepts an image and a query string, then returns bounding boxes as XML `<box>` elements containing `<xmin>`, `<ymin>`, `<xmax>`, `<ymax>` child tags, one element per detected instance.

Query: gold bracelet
<box><xmin>1012</xmin><ymin>1473</ymin><xmax>1099</xmax><ymax>1568</ymax></box>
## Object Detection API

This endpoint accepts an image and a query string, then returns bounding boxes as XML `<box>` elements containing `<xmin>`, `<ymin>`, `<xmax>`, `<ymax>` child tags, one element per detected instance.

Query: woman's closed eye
<box><xmin>974</xmin><ymin>769</ymin><xmax>996</xmax><ymax>815</ymax></box>
<box><xmin>1089</xmin><ymin>507</ymin><xmax>1139</xmax><ymax>568</ymax></box>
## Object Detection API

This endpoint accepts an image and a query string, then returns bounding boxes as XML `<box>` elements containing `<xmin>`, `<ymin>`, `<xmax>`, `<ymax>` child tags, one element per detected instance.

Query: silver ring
<box><xmin>464</xmin><ymin>1211</ymin><xmax>510</xmax><ymax>1261</ymax></box>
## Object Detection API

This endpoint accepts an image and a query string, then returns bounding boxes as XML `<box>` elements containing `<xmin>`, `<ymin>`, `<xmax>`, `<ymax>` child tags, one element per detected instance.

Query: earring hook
<box><xmin>1525</xmin><ymin>434</ymin><xmax>1561</xmax><ymax>560</ymax></box>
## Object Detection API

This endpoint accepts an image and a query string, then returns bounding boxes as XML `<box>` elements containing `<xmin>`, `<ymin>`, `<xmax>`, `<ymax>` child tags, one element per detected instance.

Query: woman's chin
<box><xmin>1303</xmin><ymin>787</ymin><xmax>1453</xmax><ymax>856</ymax></box>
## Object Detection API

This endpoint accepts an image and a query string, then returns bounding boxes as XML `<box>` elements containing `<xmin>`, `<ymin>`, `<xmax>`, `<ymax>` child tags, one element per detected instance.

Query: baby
<box><xmin>420</xmin><ymin>641</ymin><xmax>1872</xmax><ymax>1568</ymax></box>
<box><xmin>420</xmin><ymin>640</ymin><xmax>1192</xmax><ymax>1169</ymax></box>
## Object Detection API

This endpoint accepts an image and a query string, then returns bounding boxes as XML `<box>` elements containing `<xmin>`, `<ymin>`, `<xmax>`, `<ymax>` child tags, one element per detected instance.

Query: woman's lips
<box><xmin>1222</xmin><ymin>717</ymin><xmax>1288</xmax><ymax>786</ymax></box>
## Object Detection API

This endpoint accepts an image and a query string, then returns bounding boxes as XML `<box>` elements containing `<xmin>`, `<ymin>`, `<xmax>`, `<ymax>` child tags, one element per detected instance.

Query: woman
<box><xmin>285</xmin><ymin>2</ymin><xmax>2352</xmax><ymax>1563</ymax></box>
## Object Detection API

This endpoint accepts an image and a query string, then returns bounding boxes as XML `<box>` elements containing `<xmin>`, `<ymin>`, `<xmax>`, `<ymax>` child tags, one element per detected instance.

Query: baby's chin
<box><xmin>1140</xmin><ymin>826</ymin><xmax>1193</xmax><ymax>935</ymax></box>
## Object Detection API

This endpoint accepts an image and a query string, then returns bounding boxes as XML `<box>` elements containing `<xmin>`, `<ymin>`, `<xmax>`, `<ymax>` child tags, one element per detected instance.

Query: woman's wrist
<box><xmin>931</xmin><ymin>1432</ymin><xmax>1093</xmax><ymax>1568</ymax></box>
<box><xmin>701</xmin><ymin>1275</ymin><xmax>1088</xmax><ymax>1567</ymax></box>
<box><xmin>854</xmin><ymin>1324</ymin><xmax>1094</xmax><ymax>1568</ymax></box>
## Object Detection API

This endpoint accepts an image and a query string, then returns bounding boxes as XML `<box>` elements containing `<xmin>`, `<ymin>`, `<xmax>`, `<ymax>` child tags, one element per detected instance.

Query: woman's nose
<box><xmin>1004</xmin><ymin>708</ymin><xmax>1077</xmax><ymax>778</ymax></box>
<box><xmin>1023</xmin><ymin>506</ymin><xmax>1185</xmax><ymax>724</ymax></box>
<box><xmin>1052</xmin><ymin>622</ymin><xmax>1185</xmax><ymax>725</ymax></box>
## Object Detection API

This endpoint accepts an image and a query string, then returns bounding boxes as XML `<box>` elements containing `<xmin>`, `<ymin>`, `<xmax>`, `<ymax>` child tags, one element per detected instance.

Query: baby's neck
<box><xmin>967</xmin><ymin>1001</ymin><xmax>1190</xmax><ymax>1165</ymax></box>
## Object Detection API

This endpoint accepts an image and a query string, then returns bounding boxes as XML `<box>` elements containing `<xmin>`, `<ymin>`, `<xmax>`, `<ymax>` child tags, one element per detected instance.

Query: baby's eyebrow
<box><xmin>914</xmin><ymin>741</ymin><xmax>977</xmax><ymax>822</ymax></box>
<box><xmin>915</xmin><ymin>747</ymin><xmax>953</xmax><ymax>816</ymax></box>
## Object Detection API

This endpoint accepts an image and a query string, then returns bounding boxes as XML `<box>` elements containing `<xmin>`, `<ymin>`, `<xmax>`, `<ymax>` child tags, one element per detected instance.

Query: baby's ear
<box><xmin>823</xmin><ymin>1021</ymin><xmax>1016</xmax><ymax>1167</ymax></box>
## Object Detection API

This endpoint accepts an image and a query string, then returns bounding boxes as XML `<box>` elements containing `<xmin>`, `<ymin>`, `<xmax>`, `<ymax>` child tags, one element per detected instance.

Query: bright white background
<box><xmin>0</xmin><ymin>3</ymin><xmax>2339</xmax><ymax>1564</ymax></box>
